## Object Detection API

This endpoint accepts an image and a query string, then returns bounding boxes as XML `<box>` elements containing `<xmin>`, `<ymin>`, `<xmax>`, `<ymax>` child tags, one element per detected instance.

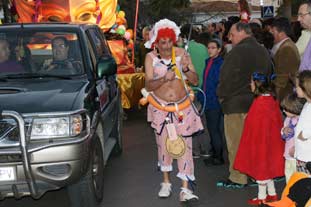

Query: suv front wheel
<box><xmin>67</xmin><ymin>136</ymin><xmax>104</xmax><ymax>207</ymax></box>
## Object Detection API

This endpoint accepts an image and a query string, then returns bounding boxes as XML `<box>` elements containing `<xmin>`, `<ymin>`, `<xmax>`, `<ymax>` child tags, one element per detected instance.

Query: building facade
<box><xmin>190</xmin><ymin>0</ymin><xmax>281</xmax><ymax>25</ymax></box>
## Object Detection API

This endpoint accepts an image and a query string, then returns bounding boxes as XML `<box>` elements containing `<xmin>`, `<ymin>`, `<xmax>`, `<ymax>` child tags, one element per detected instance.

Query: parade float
<box><xmin>14</xmin><ymin>0</ymin><xmax>144</xmax><ymax>109</ymax></box>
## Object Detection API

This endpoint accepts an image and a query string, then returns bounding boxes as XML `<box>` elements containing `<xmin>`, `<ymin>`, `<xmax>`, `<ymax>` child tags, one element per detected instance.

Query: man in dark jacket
<box><xmin>217</xmin><ymin>22</ymin><xmax>273</xmax><ymax>188</ymax></box>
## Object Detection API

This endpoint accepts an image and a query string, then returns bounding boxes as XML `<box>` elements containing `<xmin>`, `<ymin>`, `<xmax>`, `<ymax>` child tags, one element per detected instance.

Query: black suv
<box><xmin>0</xmin><ymin>23</ymin><xmax>122</xmax><ymax>207</ymax></box>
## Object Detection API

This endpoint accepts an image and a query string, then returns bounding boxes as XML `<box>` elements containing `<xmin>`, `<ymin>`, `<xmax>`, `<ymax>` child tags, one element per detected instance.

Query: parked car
<box><xmin>0</xmin><ymin>23</ymin><xmax>123</xmax><ymax>207</ymax></box>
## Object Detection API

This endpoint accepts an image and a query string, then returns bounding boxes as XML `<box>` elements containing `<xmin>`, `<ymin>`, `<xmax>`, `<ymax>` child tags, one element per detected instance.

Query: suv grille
<box><xmin>0</xmin><ymin>154</ymin><xmax>22</xmax><ymax>163</ymax></box>
<box><xmin>0</xmin><ymin>118</ymin><xmax>19</xmax><ymax>141</ymax></box>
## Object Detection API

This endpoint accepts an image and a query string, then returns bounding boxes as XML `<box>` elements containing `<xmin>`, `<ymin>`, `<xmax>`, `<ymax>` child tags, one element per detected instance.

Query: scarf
<box><xmin>203</xmin><ymin>58</ymin><xmax>214</xmax><ymax>93</ymax></box>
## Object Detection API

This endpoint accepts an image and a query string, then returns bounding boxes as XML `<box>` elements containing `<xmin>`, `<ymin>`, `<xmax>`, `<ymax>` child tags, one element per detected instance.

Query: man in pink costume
<box><xmin>144</xmin><ymin>19</ymin><xmax>203</xmax><ymax>202</ymax></box>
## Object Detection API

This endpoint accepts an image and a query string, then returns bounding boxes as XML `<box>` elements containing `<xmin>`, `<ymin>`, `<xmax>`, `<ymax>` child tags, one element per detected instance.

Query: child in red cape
<box><xmin>233</xmin><ymin>72</ymin><xmax>285</xmax><ymax>205</ymax></box>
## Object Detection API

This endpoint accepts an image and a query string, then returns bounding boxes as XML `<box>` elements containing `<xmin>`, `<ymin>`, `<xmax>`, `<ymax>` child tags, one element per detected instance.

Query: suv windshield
<box><xmin>0</xmin><ymin>31</ymin><xmax>84</xmax><ymax>77</ymax></box>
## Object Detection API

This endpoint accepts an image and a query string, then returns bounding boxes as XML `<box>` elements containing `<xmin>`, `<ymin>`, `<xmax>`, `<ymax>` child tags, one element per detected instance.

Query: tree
<box><xmin>278</xmin><ymin>0</ymin><xmax>292</xmax><ymax>19</ymax></box>
<box><xmin>2</xmin><ymin>0</ymin><xmax>10</xmax><ymax>23</ymax></box>
<box><xmin>118</xmin><ymin>0</ymin><xmax>137</xmax><ymax>28</ymax></box>
<box><xmin>277</xmin><ymin>0</ymin><xmax>304</xmax><ymax>18</ymax></box>
<box><xmin>149</xmin><ymin>0</ymin><xmax>190</xmax><ymax>15</ymax></box>
<box><xmin>118</xmin><ymin>0</ymin><xmax>192</xmax><ymax>34</ymax></box>
<box><xmin>148</xmin><ymin>0</ymin><xmax>191</xmax><ymax>24</ymax></box>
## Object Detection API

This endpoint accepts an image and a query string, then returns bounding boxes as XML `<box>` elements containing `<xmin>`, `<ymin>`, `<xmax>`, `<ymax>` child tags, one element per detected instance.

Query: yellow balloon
<box><xmin>118</xmin><ymin>10</ymin><xmax>125</xmax><ymax>18</ymax></box>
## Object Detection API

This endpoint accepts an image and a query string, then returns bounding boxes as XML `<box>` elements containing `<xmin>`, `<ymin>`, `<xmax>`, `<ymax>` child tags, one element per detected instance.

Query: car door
<box><xmin>97</xmin><ymin>29</ymin><xmax>118</xmax><ymax>100</ymax></box>
<box><xmin>86</xmin><ymin>27</ymin><xmax>116</xmax><ymax>141</ymax></box>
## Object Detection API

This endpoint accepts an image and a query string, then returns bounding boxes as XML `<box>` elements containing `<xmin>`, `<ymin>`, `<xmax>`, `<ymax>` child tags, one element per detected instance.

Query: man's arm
<box><xmin>182</xmin><ymin>63</ymin><xmax>198</xmax><ymax>86</ymax></box>
<box><xmin>41</xmin><ymin>59</ymin><xmax>54</xmax><ymax>71</ymax></box>
<box><xmin>72</xmin><ymin>60</ymin><xmax>83</xmax><ymax>73</ymax></box>
<box><xmin>180</xmin><ymin>49</ymin><xmax>198</xmax><ymax>86</ymax></box>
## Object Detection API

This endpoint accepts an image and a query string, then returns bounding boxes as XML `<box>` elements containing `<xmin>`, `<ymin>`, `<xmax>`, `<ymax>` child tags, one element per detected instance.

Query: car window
<box><xmin>87</xmin><ymin>28</ymin><xmax>109</xmax><ymax>59</ymax></box>
<box><xmin>0</xmin><ymin>31</ymin><xmax>84</xmax><ymax>76</ymax></box>
<box><xmin>97</xmin><ymin>29</ymin><xmax>111</xmax><ymax>54</ymax></box>
<box><xmin>86</xmin><ymin>37</ymin><xmax>96</xmax><ymax>70</ymax></box>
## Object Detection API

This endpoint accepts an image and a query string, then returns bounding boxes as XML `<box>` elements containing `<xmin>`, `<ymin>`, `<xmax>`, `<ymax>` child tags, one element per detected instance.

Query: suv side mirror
<box><xmin>97</xmin><ymin>55</ymin><xmax>117</xmax><ymax>79</ymax></box>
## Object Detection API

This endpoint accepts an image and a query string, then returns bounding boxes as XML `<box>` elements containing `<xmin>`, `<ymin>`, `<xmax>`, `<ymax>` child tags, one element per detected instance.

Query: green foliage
<box><xmin>149</xmin><ymin>0</ymin><xmax>190</xmax><ymax>13</ymax></box>
<box><xmin>147</xmin><ymin>0</ymin><xmax>191</xmax><ymax>24</ymax></box>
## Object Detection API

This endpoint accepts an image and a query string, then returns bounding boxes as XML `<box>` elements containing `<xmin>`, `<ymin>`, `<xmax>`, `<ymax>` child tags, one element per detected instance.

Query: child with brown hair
<box><xmin>280</xmin><ymin>93</ymin><xmax>306</xmax><ymax>182</ymax></box>
<box><xmin>234</xmin><ymin>72</ymin><xmax>285</xmax><ymax>205</ymax></box>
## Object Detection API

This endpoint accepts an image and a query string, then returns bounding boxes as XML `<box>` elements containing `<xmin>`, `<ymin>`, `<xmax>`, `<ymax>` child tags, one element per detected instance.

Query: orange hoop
<box><xmin>139</xmin><ymin>88</ymin><xmax>194</xmax><ymax>112</ymax></box>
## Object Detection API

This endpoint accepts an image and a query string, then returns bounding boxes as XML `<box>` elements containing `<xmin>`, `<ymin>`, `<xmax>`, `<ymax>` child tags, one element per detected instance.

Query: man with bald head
<box><xmin>0</xmin><ymin>39</ymin><xmax>24</xmax><ymax>73</ymax></box>
<box><xmin>217</xmin><ymin>22</ymin><xmax>273</xmax><ymax>188</ymax></box>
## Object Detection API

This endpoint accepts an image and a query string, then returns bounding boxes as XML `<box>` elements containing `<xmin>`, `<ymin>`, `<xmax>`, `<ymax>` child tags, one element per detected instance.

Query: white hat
<box><xmin>144</xmin><ymin>18</ymin><xmax>180</xmax><ymax>49</ymax></box>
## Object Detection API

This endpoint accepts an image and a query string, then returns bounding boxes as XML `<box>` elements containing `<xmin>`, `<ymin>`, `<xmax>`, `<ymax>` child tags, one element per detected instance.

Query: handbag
<box><xmin>165</xmin><ymin>122</ymin><xmax>186</xmax><ymax>159</ymax></box>
<box><xmin>165</xmin><ymin>135</ymin><xmax>186</xmax><ymax>159</ymax></box>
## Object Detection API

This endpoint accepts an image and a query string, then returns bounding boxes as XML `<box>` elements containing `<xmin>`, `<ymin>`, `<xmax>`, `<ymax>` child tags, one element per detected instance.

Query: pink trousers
<box><xmin>147</xmin><ymin>95</ymin><xmax>203</xmax><ymax>181</ymax></box>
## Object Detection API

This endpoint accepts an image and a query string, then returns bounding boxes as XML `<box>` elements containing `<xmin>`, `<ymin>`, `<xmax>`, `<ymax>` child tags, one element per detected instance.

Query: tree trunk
<box><xmin>281</xmin><ymin>0</ymin><xmax>292</xmax><ymax>20</ymax></box>
<box><xmin>2</xmin><ymin>0</ymin><xmax>10</xmax><ymax>23</ymax></box>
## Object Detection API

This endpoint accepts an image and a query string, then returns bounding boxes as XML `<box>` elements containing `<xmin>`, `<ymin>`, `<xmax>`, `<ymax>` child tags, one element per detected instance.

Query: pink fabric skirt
<box><xmin>147</xmin><ymin>95</ymin><xmax>203</xmax><ymax>137</ymax></box>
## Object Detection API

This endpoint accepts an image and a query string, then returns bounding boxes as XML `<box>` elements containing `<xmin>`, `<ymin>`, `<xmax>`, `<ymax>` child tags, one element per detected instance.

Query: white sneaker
<box><xmin>179</xmin><ymin>188</ymin><xmax>199</xmax><ymax>202</ymax></box>
<box><xmin>158</xmin><ymin>182</ymin><xmax>172</xmax><ymax>198</ymax></box>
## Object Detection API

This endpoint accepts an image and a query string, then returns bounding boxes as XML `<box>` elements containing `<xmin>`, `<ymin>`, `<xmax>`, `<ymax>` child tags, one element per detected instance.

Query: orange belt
<box><xmin>139</xmin><ymin>88</ymin><xmax>194</xmax><ymax>112</ymax></box>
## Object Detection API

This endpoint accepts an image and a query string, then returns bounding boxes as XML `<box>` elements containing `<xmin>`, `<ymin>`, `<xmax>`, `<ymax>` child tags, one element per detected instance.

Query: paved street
<box><xmin>0</xmin><ymin>108</ymin><xmax>285</xmax><ymax>207</ymax></box>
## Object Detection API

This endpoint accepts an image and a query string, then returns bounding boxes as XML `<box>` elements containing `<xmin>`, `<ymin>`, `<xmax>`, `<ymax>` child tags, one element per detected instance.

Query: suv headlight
<box><xmin>31</xmin><ymin>114</ymin><xmax>84</xmax><ymax>139</ymax></box>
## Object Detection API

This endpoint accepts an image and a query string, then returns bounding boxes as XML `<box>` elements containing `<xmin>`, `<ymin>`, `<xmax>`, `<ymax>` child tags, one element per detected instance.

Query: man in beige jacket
<box><xmin>271</xmin><ymin>17</ymin><xmax>300</xmax><ymax>101</ymax></box>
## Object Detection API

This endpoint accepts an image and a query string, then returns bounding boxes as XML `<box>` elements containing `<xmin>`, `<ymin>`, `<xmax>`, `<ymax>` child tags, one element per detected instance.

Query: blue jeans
<box><xmin>205</xmin><ymin>108</ymin><xmax>225</xmax><ymax>160</ymax></box>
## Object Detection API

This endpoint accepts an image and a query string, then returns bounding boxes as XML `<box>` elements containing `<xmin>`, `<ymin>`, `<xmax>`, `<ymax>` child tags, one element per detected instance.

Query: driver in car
<box><xmin>41</xmin><ymin>36</ymin><xmax>82</xmax><ymax>73</ymax></box>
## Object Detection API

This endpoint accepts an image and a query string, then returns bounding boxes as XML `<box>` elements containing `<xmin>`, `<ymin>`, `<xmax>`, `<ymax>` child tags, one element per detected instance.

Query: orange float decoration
<box><xmin>139</xmin><ymin>88</ymin><xmax>195</xmax><ymax>112</ymax></box>
<box><xmin>107</xmin><ymin>39</ymin><xmax>135</xmax><ymax>74</ymax></box>
<box><xmin>14</xmin><ymin>0</ymin><xmax>118</xmax><ymax>32</ymax></box>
